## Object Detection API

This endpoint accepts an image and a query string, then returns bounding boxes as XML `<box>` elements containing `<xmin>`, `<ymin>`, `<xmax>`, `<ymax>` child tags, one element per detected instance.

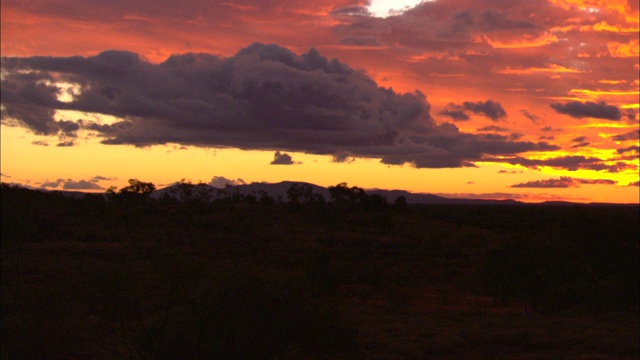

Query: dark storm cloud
<box><xmin>1</xmin><ymin>43</ymin><xmax>559</xmax><ymax>168</ymax></box>
<box><xmin>510</xmin><ymin>176</ymin><xmax>617</xmax><ymax>188</ymax></box>
<box><xmin>550</xmin><ymin>101</ymin><xmax>622</xmax><ymax>120</ymax></box>
<box><xmin>270</xmin><ymin>151</ymin><xmax>298</xmax><ymax>165</ymax></box>
<box><xmin>462</xmin><ymin>100</ymin><xmax>507</xmax><ymax>121</ymax></box>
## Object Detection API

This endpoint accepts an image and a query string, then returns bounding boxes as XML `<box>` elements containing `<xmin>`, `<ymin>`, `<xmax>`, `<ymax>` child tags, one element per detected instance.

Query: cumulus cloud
<box><xmin>270</xmin><ymin>151</ymin><xmax>299</xmax><ymax>165</ymax></box>
<box><xmin>510</xmin><ymin>176</ymin><xmax>617</xmax><ymax>188</ymax></box>
<box><xmin>550</xmin><ymin>101</ymin><xmax>622</xmax><ymax>120</ymax></box>
<box><xmin>1</xmin><ymin>43</ymin><xmax>558</xmax><ymax>168</ymax></box>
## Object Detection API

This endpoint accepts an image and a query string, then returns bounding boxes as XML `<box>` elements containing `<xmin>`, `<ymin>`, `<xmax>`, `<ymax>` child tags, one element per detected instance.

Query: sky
<box><xmin>1</xmin><ymin>0</ymin><xmax>638</xmax><ymax>203</ymax></box>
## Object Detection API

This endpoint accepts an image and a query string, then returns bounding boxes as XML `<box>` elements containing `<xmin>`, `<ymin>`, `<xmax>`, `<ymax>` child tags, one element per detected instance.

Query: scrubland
<box><xmin>1</xmin><ymin>183</ymin><xmax>638</xmax><ymax>359</ymax></box>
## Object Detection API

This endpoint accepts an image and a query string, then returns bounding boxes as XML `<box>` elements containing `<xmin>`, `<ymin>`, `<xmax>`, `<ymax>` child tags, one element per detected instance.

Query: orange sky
<box><xmin>1</xmin><ymin>0</ymin><xmax>638</xmax><ymax>203</ymax></box>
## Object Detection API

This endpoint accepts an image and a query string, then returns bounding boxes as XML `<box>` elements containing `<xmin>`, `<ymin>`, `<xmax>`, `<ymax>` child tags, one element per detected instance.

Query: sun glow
<box><xmin>367</xmin><ymin>0</ymin><xmax>429</xmax><ymax>18</ymax></box>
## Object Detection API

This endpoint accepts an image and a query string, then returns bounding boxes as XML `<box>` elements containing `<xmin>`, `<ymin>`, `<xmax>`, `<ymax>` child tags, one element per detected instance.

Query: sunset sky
<box><xmin>1</xmin><ymin>0</ymin><xmax>638</xmax><ymax>203</ymax></box>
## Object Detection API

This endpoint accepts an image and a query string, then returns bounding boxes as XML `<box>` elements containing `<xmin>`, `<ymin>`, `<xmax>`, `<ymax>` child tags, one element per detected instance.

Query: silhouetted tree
<box><xmin>328</xmin><ymin>182</ymin><xmax>367</xmax><ymax>207</ymax></box>
<box><xmin>393</xmin><ymin>195</ymin><xmax>407</xmax><ymax>212</ymax></box>
<box><xmin>287</xmin><ymin>183</ymin><xmax>312</xmax><ymax>205</ymax></box>
<box><xmin>107</xmin><ymin>179</ymin><xmax>156</xmax><ymax>203</ymax></box>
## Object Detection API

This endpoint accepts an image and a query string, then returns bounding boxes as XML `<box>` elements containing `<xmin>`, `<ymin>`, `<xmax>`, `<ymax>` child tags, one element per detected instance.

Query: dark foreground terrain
<box><xmin>1</xmin><ymin>183</ymin><xmax>639</xmax><ymax>359</ymax></box>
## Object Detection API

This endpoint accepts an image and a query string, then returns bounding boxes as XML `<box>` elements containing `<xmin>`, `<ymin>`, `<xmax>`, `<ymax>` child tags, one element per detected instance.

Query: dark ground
<box><xmin>1</xmin><ymin>184</ymin><xmax>638</xmax><ymax>359</ymax></box>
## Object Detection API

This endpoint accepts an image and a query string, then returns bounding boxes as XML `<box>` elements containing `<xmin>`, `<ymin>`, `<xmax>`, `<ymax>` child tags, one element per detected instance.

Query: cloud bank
<box><xmin>1</xmin><ymin>43</ymin><xmax>558</xmax><ymax>168</ymax></box>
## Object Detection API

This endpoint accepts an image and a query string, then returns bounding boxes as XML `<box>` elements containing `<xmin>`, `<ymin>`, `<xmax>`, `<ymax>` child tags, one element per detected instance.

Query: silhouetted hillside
<box><xmin>149</xmin><ymin>180</ymin><xmax>523</xmax><ymax>205</ymax></box>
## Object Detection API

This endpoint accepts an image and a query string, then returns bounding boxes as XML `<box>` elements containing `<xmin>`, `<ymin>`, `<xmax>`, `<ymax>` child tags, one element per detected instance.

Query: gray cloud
<box><xmin>612</xmin><ymin>129</ymin><xmax>640</xmax><ymax>141</ymax></box>
<box><xmin>570</xmin><ymin>136</ymin><xmax>589</xmax><ymax>148</ymax></box>
<box><xmin>62</xmin><ymin>179</ymin><xmax>105</xmax><ymax>190</ymax></box>
<box><xmin>39</xmin><ymin>178</ymin><xmax>105</xmax><ymax>190</ymax></box>
<box><xmin>438</xmin><ymin>104</ymin><xmax>469</xmax><ymax>121</ymax></box>
<box><xmin>617</xmin><ymin>145</ymin><xmax>640</xmax><ymax>154</ymax></box>
<box><xmin>91</xmin><ymin>175</ymin><xmax>117</xmax><ymax>182</ymax></box>
<box><xmin>495</xmin><ymin>155</ymin><xmax>636</xmax><ymax>173</ymax></box>
<box><xmin>1</xmin><ymin>43</ymin><xmax>558</xmax><ymax>168</ymax></box>
<box><xmin>462</xmin><ymin>100</ymin><xmax>507</xmax><ymax>121</ymax></box>
<box><xmin>439</xmin><ymin>100</ymin><xmax>507</xmax><ymax>122</ymax></box>
<box><xmin>477</xmin><ymin>126</ymin><xmax>510</xmax><ymax>132</ymax></box>
<box><xmin>519</xmin><ymin>109</ymin><xmax>540</xmax><ymax>124</ymax></box>
<box><xmin>40</xmin><ymin>179</ymin><xmax>66</xmax><ymax>188</ymax></box>
<box><xmin>550</xmin><ymin>101</ymin><xmax>622</xmax><ymax>120</ymax></box>
<box><xmin>510</xmin><ymin>177</ymin><xmax>617</xmax><ymax>188</ymax></box>
<box><xmin>270</xmin><ymin>151</ymin><xmax>299</xmax><ymax>165</ymax></box>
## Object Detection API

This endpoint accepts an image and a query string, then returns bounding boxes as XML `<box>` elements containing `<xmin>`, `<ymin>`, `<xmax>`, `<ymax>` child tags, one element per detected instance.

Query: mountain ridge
<box><xmin>6</xmin><ymin>181</ymin><xmax>634</xmax><ymax>206</ymax></box>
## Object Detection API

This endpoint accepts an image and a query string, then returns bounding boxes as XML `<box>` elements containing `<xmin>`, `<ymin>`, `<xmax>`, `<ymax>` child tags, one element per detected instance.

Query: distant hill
<box><xmin>11</xmin><ymin>180</ymin><xmax>632</xmax><ymax>205</ymax></box>
<box><xmin>150</xmin><ymin>181</ymin><xmax>522</xmax><ymax>205</ymax></box>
